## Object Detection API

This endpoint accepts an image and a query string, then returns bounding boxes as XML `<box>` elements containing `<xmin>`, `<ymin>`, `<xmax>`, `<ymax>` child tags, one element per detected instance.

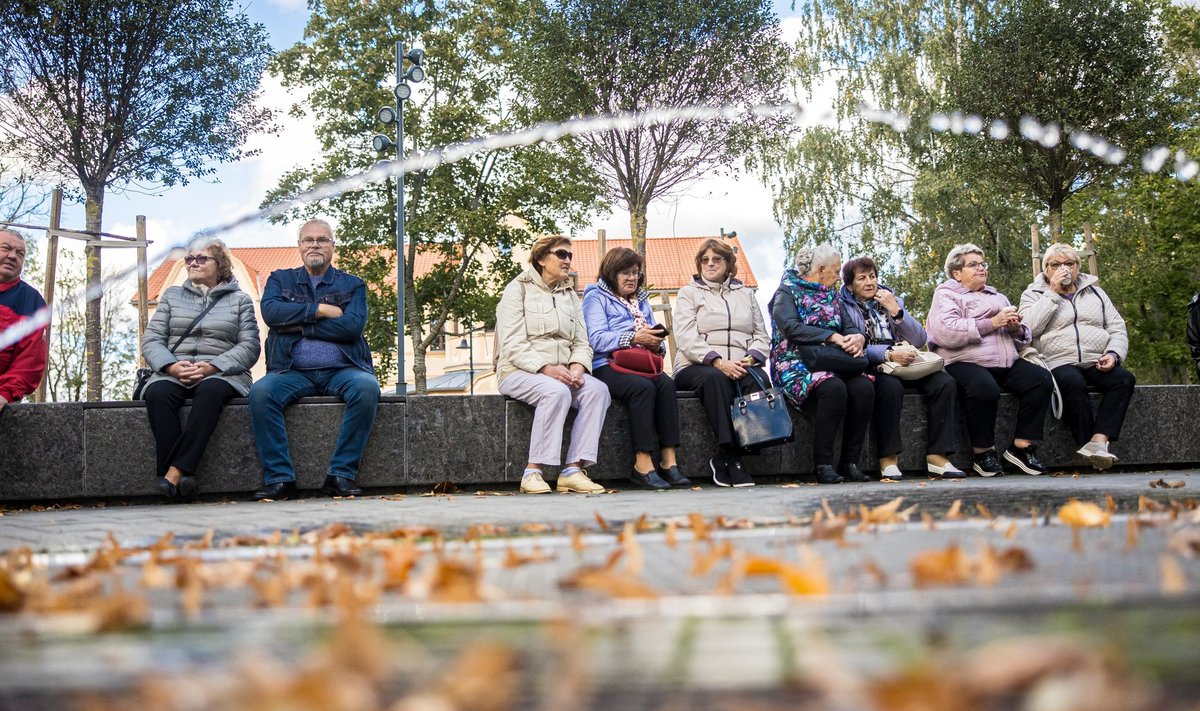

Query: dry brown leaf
<box><xmin>780</xmin><ymin>483</ymin><xmax>802</xmax><ymax>488</ymax></box>
<box><xmin>1161</xmin><ymin>555</ymin><xmax>1188</xmax><ymax>596</ymax></box>
<box><xmin>432</xmin><ymin>480</ymin><xmax>459</xmax><ymax>495</ymax></box>
<box><xmin>861</xmin><ymin>558</ymin><xmax>889</xmax><ymax>586</ymax></box>
<box><xmin>620</xmin><ymin>522</ymin><xmax>643</xmax><ymax>575</ymax></box>
<box><xmin>1058</xmin><ymin>499</ymin><xmax>1111</xmax><ymax>528</ymax></box>
<box><xmin>1150</xmin><ymin>478</ymin><xmax>1186</xmax><ymax>489</ymax></box>
<box><xmin>664</xmin><ymin>520</ymin><xmax>678</xmax><ymax>548</ymax></box>
<box><xmin>921</xmin><ymin>511</ymin><xmax>937</xmax><ymax>531</ymax></box>
<box><xmin>911</xmin><ymin>544</ymin><xmax>972</xmax><ymax>587</ymax></box>
<box><xmin>1105</xmin><ymin>495</ymin><xmax>1117</xmax><ymax>512</ymax></box>
<box><xmin>518</xmin><ymin>522</ymin><xmax>552</xmax><ymax>534</ymax></box>
<box><xmin>689</xmin><ymin>540</ymin><xmax>734</xmax><ymax>576</ymax></box>
<box><xmin>634</xmin><ymin>513</ymin><xmax>651</xmax><ymax>531</ymax></box>
<box><xmin>593</xmin><ymin>511</ymin><xmax>609</xmax><ymax>532</ymax></box>
<box><xmin>559</xmin><ymin>566</ymin><xmax>658</xmax><ymax>599</ymax></box>
<box><xmin>89</xmin><ymin>590</ymin><xmax>151</xmax><ymax>633</ymax></box>
<box><xmin>301</xmin><ymin>522</ymin><xmax>353</xmax><ymax>544</ymax></box>
<box><xmin>501</xmin><ymin>545</ymin><xmax>555</xmax><ymax>569</ymax></box>
<box><xmin>568</xmin><ymin>525</ymin><xmax>585</xmax><ymax>555</ymax></box>
<box><xmin>811</xmin><ymin>511</ymin><xmax>848</xmax><ymax>543</ymax></box>
<box><xmin>139</xmin><ymin>557</ymin><xmax>172</xmax><ymax>589</ymax></box>
<box><xmin>428</xmin><ymin>557</ymin><xmax>485</xmax><ymax>603</ymax></box>
<box><xmin>1138</xmin><ymin>496</ymin><xmax>1165</xmax><ymax>513</ymax></box>
<box><xmin>1126</xmin><ymin>516</ymin><xmax>1140</xmax><ymax>549</ymax></box>
<box><xmin>687</xmin><ymin>512</ymin><xmax>710</xmax><ymax>542</ymax></box>
<box><xmin>381</xmin><ymin>540</ymin><xmax>420</xmax><ymax>590</ymax></box>
<box><xmin>860</xmin><ymin>497</ymin><xmax>905</xmax><ymax>525</ymax></box>
<box><xmin>175</xmin><ymin>558</ymin><xmax>204</xmax><ymax>616</ymax></box>
<box><xmin>975</xmin><ymin>502</ymin><xmax>993</xmax><ymax>520</ymax></box>
<box><xmin>464</xmin><ymin>524</ymin><xmax>508</xmax><ymax>541</ymax></box>
<box><xmin>1003</xmin><ymin>521</ymin><xmax>1018</xmax><ymax>540</ymax></box>
<box><xmin>436</xmin><ymin>642</ymin><xmax>520</xmax><ymax>711</ymax></box>
<box><xmin>1167</xmin><ymin>528</ymin><xmax>1200</xmax><ymax>558</ymax></box>
<box><xmin>945</xmin><ymin>499</ymin><xmax>964</xmax><ymax>520</ymax></box>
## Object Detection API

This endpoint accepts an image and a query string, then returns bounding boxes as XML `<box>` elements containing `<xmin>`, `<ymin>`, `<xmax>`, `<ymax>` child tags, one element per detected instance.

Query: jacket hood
<box><xmin>1029</xmin><ymin>270</ymin><xmax>1099</xmax><ymax>292</ymax></box>
<box><xmin>183</xmin><ymin>278</ymin><xmax>242</xmax><ymax>297</ymax></box>
<box><xmin>518</xmin><ymin>264</ymin><xmax>574</xmax><ymax>293</ymax></box>
<box><xmin>936</xmin><ymin>279</ymin><xmax>998</xmax><ymax>296</ymax></box>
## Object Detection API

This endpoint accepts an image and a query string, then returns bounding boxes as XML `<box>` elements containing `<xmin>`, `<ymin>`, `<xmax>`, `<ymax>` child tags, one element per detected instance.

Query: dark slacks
<box><xmin>144</xmin><ymin>378</ymin><xmax>238</xmax><ymax>478</ymax></box>
<box><xmin>673</xmin><ymin>364</ymin><xmax>767</xmax><ymax>449</ymax></box>
<box><xmin>872</xmin><ymin>370</ymin><xmax>958</xmax><ymax>457</ymax></box>
<box><xmin>1051</xmin><ymin>364</ymin><xmax>1136</xmax><ymax>446</ymax></box>
<box><xmin>594</xmin><ymin>366</ymin><xmax>681</xmax><ymax>453</ymax></box>
<box><xmin>945</xmin><ymin>359</ymin><xmax>1053</xmax><ymax>449</ymax></box>
<box><xmin>801</xmin><ymin>374</ymin><xmax>873</xmax><ymax>466</ymax></box>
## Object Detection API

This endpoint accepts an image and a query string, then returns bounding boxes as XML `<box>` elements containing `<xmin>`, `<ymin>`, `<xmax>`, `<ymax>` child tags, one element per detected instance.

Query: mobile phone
<box><xmin>649</xmin><ymin>324</ymin><xmax>669</xmax><ymax>336</ymax></box>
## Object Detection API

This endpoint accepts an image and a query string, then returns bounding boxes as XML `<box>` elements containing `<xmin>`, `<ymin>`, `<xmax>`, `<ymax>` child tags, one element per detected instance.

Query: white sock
<box><xmin>523</xmin><ymin>468</ymin><xmax>541</xmax><ymax>479</ymax></box>
<box><xmin>561</xmin><ymin>466</ymin><xmax>582</xmax><ymax>477</ymax></box>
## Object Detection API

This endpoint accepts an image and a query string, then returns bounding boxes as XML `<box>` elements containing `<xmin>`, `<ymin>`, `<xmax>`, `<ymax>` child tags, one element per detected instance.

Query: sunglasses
<box><xmin>184</xmin><ymin>255</ymin><xmax>212</xmax><ymax>265</ymax></box>
<box><xmin>551</xmin><ymin>249</ymin><xmax>573</xmax><ymax>261</ymax></box>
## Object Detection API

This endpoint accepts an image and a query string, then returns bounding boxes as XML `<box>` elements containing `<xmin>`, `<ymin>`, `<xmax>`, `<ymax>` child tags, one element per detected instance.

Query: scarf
<box><xmin>769</xmin><ymin>269</ymin><xmax>838</xmax><ymax>407</ymax></box>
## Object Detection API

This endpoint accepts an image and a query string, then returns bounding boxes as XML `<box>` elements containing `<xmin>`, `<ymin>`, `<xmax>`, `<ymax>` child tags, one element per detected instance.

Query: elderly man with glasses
<box><xmin>248</xmin><ymin>219</ymin><xmax>380</xmax><ymax>501</ymax></box>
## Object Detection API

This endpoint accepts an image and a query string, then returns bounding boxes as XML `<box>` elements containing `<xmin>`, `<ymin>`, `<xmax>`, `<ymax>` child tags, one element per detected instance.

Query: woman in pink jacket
<box><xmin>927</xmin><ymin>243</ymin><xmax>1054</xmax><ymax>477</ymax></box>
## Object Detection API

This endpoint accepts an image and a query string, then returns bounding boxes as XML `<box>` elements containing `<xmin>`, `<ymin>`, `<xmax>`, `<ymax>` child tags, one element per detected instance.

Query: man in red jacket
<box><xmin>0</xmin><ymin>229</ymin><xmax>48</xmax><ymax>414</ymax></box>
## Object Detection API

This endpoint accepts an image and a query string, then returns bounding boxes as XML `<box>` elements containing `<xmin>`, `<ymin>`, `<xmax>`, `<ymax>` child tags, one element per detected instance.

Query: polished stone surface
<box><xmin>0</xmin><ymin>402</ymin><xmax>85</xmax><ymax>500</ymax></box>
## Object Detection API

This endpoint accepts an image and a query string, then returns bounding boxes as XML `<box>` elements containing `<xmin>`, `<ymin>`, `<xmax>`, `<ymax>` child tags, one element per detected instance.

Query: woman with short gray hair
<box><xmin>1019</xmin><ymin>244</ymin><xmax>1134</xmax><ymax>469</ymax></box>
<box><xmin>928</xmin><ymin>243</ymin><xmax>1053</xmax><ymax>477</ymax></box>
<box><xmin>770</xmin><ymin>243</ymin><xmax>874</xmax><ymax>485</ymax></box>
<box><xmin>142</xmin><ymin>238</ymin><xmax>260</xmax><ymax>501</ymax></box>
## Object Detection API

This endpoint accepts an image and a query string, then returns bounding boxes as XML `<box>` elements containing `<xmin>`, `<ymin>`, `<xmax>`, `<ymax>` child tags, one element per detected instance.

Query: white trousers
<box><xmin>498</xmin><ymin>370</ymin><xmax>611</xmax><ymax>467</ymax></box>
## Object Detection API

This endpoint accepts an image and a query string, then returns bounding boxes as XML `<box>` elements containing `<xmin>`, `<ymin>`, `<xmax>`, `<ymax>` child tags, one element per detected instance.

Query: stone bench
<box><xmin>1</xmin><ymin>386</ymin><xmax>1197</xmax><ymax>501</ymax></box>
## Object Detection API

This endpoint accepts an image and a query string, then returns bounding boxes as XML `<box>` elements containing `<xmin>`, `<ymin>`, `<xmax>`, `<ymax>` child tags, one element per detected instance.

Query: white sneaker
<box><xmin>1076</xmin><ymin>441</ymin><xmax>1118</xmax><ymax>470</ymax></box>
<box><xmin>880</xmin><ymin>465</ymin><xmax>903</xmax><ymax>480</ymax></box>
<box><xmin>556</xmin><ymin>470</ymin><xmax>605</xmax><ymax>494</ymax></box>
<box><xmin>520</xmin><ymin>472</ymin><xmax>551</xmax><ymax>494</ymax></box>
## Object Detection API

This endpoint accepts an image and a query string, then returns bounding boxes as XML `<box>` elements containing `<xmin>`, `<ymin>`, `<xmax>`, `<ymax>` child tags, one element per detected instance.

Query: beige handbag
<box><xmin>876</xmin><ymin>341</ymin><xmax>945</xmax><ymax>380</ymax></box>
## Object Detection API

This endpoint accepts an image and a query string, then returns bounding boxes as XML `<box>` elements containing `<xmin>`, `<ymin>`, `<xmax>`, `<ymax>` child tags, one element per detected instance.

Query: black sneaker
<box><xmin>728</xmin><ymin>457</ymin><xmax>754</xmax><ymax>487</ymax></box>
<box><xmin>814</xmin><ymin>464</ymin><xmax>843</xmax><ymax>485</ymax></box>
<box><xmin>839</xmin><ymin>462</ymin><xmax>871</xmax><ymax>483</ymax></box>
<box><xmin>710</xmin><ymin>455</ymin><xmax>732</xmax><ymax>487</ymax></box>
<box><xmin>972</xmin><ymin>450</ymin><xmax>1004</xmax><ymax>478</ymax></box>
<box><xmin>1003</xmin><ymin>445</ymin><xmax>1046</xmax><ymax>476</ymax></box>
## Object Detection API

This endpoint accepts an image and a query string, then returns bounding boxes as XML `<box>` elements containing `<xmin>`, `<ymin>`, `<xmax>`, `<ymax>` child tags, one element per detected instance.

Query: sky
<box><xmin>44</xmin><ymin>0</ymin><xmax>807</xmax><ymax>319</ymax></box>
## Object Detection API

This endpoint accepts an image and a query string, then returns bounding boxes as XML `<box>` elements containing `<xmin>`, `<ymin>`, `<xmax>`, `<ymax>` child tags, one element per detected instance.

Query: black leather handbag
<box><xmin>729</xmin><ymin>368</ymin><xmax>794</xmax><ymax>450</ymax></box>
<box><xmin>132</xmin><ymin>292</ymin><xmax>226</xmax><ymax>400</ymax></box>
<box><xmin>796</xmin><ymin>343</ymin><xmax>869</xmax><ymax>376</ymax></box>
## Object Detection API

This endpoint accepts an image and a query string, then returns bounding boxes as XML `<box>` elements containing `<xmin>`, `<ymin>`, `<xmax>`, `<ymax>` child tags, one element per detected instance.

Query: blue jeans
<box><xmin>249</xmin><ymin>367</ymin><xmax>380</xmax><ymax>484</ymax></box>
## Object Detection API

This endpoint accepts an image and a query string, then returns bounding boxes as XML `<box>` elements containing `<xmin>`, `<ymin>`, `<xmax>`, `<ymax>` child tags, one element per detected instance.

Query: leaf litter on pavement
<box><xmin>3</xmin><ymin>491</ymin><xmax>1200</xmax><ymax>709</ymax></box>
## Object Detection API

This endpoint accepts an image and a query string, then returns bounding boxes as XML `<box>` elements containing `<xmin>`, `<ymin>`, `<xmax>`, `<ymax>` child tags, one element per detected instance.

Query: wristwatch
<box><xmin>892</xmin><ymin>308</ymin><xmax>905</xmax><ymax>322</ymax></box>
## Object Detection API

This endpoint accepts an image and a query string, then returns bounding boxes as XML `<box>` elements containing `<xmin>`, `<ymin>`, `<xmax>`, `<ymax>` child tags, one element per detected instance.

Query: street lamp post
<box><xmin>455</xmin><ymin>328</ymin><xmax>475</xmax><ymax>396</ymax></box>
<box><xmin>373</xmin><ymin>41</ymin><xmax>426</xmax><ymax>395</ymax></box>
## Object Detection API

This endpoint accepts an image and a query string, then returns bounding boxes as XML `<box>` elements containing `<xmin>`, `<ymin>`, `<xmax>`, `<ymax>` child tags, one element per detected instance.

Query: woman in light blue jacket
<box><xmin>582</xmin><ymin>247</ymin><xmax>687</xmax><ymax>489</ymax></box>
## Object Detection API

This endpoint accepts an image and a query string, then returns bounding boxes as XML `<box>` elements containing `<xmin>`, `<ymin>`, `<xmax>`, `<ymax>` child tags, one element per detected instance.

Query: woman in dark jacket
<box><xmin>840</xmin><ymin>256</ymin><xmax>962</xmax><ymax>479</ymax></box>
<box><xmin>770</xmin><ymin>243</ymin><xmax>874</xmax><ymax>485</ymax></box>
<box><xmin>141</xmin><ymin>238</ymin><xmax>260</xmax><ymax>500</ymax></box>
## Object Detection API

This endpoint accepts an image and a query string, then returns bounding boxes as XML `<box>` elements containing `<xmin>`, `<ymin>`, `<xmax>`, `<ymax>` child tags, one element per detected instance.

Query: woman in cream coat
<box><xmin>672</xmin><ymin>238</ymin><xmax>773</xmax><ymax>487</ymax></box>
<box><xmin>496</xmin><ymin>235</ymin><xmax>611</xmax><ymax>495</ymax></box>
<box><xmin>1019</xmin><ymin>243</ymin><xmax>1134</xmax><ymax>469</ymax></box>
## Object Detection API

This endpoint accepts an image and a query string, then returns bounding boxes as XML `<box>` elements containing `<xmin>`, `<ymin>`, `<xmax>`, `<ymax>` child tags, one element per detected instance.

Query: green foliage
<box><xmin>266</xmin><ymin>0</ymin><xmax>605</xmax><ymax>391</ymax></box>
<box><xmin>761</xmin><ymin>0</ymin><xmax>1200</xmax><ymax>381</ymax></box>
<box><xmin>516</xmin><ymin>0</ymin><xmax>790</xmax><ymax>254</ymax></box>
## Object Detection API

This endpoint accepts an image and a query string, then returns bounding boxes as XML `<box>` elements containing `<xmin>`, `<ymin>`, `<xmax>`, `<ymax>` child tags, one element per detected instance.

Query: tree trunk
<box><xmin>629</xmin><ymin>202</ymin><xmax>648</xmax><ymax>262</ymax></box>
<box><xmin>405</xmin><ymin>271</ymin><xmax>426</xmax><ymax>395</ymax></box>
<box><xmin>1047</xmin><ymin>193</ymin><xmax>1064</xmax><ymax>241</ymax></box>
<box><xmin>83</xmin><ymin>186</ymin><xmax>104</xmax><ymax>401</ymax></box>
<box><xmin>412</xmin><ymin>333</ymin><xmax>428</xmax><ymax>395</ymax></box>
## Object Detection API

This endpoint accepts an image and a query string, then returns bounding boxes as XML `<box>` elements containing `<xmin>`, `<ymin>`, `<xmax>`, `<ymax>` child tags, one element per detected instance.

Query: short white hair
<box><xmin>297</xmin><ymin>218</ymin><xmax>335</xmax><ymax>242</ymax></box>
<box><xmin>944</xmin><ymin>243</ymin><xmax>984</xmax><ymax>279</ymax></box>
<box><xmin>794</xmin><ymin>242</ymin><xmax>841</xmax><ymax>277</ymax></box>
<box><xmin>1042</xmin><ymin>243</ymin><xmax>1079</xmax><ymax>269</ymax></box>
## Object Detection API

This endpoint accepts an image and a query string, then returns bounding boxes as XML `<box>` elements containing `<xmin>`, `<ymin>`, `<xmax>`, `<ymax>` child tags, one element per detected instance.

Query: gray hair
<box><xmin>1042</xmin><ymin>243</ymin><xmax>1079</xmax><ymax>269</ymax></box>
<box><xmin>297</xmin><ymin>218</ymin><xmax>335</xmax><ymax>242</ymax></box>
<box><xmin>0</xmin><ymin>228</ymin><xmax>25</xmax><ymax>243</ymax></box>
<box><xmin>794</xmin><ymin>243</ymin><xmax>841</xmax><ymax>277</ymax></box>
<box><xmin>944</xmin><ymin>243</ymin><xmax>985</xmax><ymax>279</ymax></box>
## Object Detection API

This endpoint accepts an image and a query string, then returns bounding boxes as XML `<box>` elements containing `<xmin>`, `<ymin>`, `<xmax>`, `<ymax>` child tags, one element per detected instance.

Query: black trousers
<box><xmin>673</xmin><ymin>364</ymin><xmax>767</xmax><ymax>450</ymax></box>
<box><xmin>1051</xmin><ymin>363</ymin><xmax>1136</xmax><ymax>446</ymax></box>
<box><xmin>594</xmin><ymin>366</ymin><xmax>681</xmax><ymax>453</ymax></box>
<box><xmin>144</xmin><ymin>378</ymin><xmax>238</xmax><ymax>478</ymax></box>
<box><xmin>945</xmin><ymin>359</ymin><xmax>1053</xmax><ymax>449</ymax></box>
<box><xmin>872</xmin><ymin>370</ymin><xmax>958</xmax><ymax>458</ymax></box>
<box><xmin>801</xmin><ymin>374</ymin><xmax>873</xmax><ymax>466</ymax></box>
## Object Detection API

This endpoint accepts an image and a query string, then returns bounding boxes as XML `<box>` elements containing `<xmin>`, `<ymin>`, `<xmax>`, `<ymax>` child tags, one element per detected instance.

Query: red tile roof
<box><xmin>135</xmin><ymin>235</ymin><xmax>757</xmax><ymax>304</ymax></box>
<box><xmin>570</xmin><ymin>235</ymin><xmax>758</xmax><ymax>290</ymax></box>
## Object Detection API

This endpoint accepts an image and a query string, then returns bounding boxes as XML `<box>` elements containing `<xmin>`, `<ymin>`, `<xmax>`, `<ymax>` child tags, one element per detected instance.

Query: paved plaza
<box><xmin>2</xmin><ymin>469</ymin><xmax>1200</xmax><ymax>710</ymax></box>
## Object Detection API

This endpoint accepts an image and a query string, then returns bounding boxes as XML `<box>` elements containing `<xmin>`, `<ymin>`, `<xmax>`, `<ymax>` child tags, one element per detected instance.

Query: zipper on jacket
<box><xmin>720</xmin><ymin>288</ymin><xmax>733</xmax><ymax>360</ymax></box>
<box><xmin>1069</xmin><ymin>295</ymin><xmax>1082</xmax><ymax>362</ymax></box>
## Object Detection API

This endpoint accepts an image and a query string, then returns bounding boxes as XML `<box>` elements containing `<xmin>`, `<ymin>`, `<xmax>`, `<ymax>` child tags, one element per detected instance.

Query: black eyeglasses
<box><xmin>184</xmin><ymin>255</ymin><xmax>212</xmax><ymax>265</ymax></box>
<box><xmin>551</xmin><ymin>249</ymin><xmax>573</xmax><ymax>261</ymax></box>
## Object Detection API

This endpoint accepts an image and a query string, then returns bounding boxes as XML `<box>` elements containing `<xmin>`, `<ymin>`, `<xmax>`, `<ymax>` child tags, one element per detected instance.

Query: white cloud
<box><xmin>246</xmin><ymin>72</ymin><xmax>324</xmax><ymax>199</ymax></box>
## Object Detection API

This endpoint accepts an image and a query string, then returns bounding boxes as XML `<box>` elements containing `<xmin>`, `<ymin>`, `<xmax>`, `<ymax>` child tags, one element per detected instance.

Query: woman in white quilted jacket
<box><xmin>1018</xmin><ymin>243</ymin><xmax>1135</xmax><ymax>470</ymax></box>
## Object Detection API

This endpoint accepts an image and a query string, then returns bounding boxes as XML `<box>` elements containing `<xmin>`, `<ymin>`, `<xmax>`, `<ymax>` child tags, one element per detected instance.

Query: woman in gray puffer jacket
<box><xmin>1019</xmin><ymin>243</ymin><xmax>1134</xmax><ymax>470</ymax></box>
<box><xmin>141</xmin><ymin>238</ymin><xmax>260</xmax><ymax>500</ymax></box>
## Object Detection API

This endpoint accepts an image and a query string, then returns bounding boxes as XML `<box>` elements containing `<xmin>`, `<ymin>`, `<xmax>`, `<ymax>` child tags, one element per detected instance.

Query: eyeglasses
<box><xmin>184</xmin><ymin>255</ymin><xmax>212</xmax><ymax>265</ymax></box>
<box><xmin>299</xmin><ymin>237</ymin><xmax>334</xmax><ymax>247</ymax></box>
<box><xmin>618</xmin><ymin>269</ymin><xmax>641</xmax><ymax>280</ymax></box>
<box><xmin>1045</xmin><ymin>260</ymin><xmax>1077</xmax><ymax>270</ymax></box>
<box><xmin>551</xmin><ymin>249</ymin><xmax>573</xmax><ymax>261</ymax></box>
<box><xmin>700</xmin><ymin>256</ymin><xmax>725</xmax><ymax>265</ymax></box>
<box><xmin>963</xmin><ymin>261</ymin><xmax>989</xmax><ymax>270</ymax></box>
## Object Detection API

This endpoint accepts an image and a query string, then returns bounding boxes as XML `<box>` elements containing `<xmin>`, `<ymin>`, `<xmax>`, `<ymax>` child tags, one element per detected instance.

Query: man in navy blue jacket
<box><xmin>249</xmin><ymin>219</ymin><xmax>380</xmax><ymax>500</ymax></box>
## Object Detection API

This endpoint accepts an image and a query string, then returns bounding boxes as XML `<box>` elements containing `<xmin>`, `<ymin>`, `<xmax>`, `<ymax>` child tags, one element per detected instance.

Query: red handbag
<box><xmin>608</xmin><ymin>346</ymin><xmax>664</xmax><ymax>378</ymax></box>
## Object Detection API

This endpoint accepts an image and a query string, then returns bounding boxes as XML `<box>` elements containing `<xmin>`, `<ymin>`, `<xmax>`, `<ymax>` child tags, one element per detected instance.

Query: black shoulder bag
<box><xmin>729</xmin><ymin>368</ymin><xmax>794</xmax><ymax>450</ymax></box>
<box><xmin>133</xmin><ymin>292</ymin><xmax>227</xmax><ymax>400</ymax></box>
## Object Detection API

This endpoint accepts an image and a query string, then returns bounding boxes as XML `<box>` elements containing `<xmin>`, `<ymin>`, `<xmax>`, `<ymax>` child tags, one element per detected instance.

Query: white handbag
<box><xmin>876</xmin><ymin>341</ymin><xmax>945</xmax><ymax>380</ymax></box>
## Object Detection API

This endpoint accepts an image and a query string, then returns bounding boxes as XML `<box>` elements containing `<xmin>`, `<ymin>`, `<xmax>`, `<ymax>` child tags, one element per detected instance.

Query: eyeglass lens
<box><xmin>300</xmin><ymin>237</ymin><xmax>333</xmax><ymax>246</ymax></box>
<box><xmin>184</xmin><ymin>255</ymin><xmax>211</xmax><ymax>265</ymax></box>
<box><xmin>552</xmin><ymin>249</ymin><xmax>573</xmax><ymax>260</ymax></box>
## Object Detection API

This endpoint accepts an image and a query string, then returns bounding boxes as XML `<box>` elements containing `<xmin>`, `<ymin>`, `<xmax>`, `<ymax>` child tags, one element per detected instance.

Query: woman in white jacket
<box><xmin>1018</xmin><ymin>243</ymin><xmax>1135</xmax><ymax>469</ymax></box>
<box><xmin>495</xmin><ymin>235</ymin><xmax>611</xmax><ymax>495</ymax></box>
